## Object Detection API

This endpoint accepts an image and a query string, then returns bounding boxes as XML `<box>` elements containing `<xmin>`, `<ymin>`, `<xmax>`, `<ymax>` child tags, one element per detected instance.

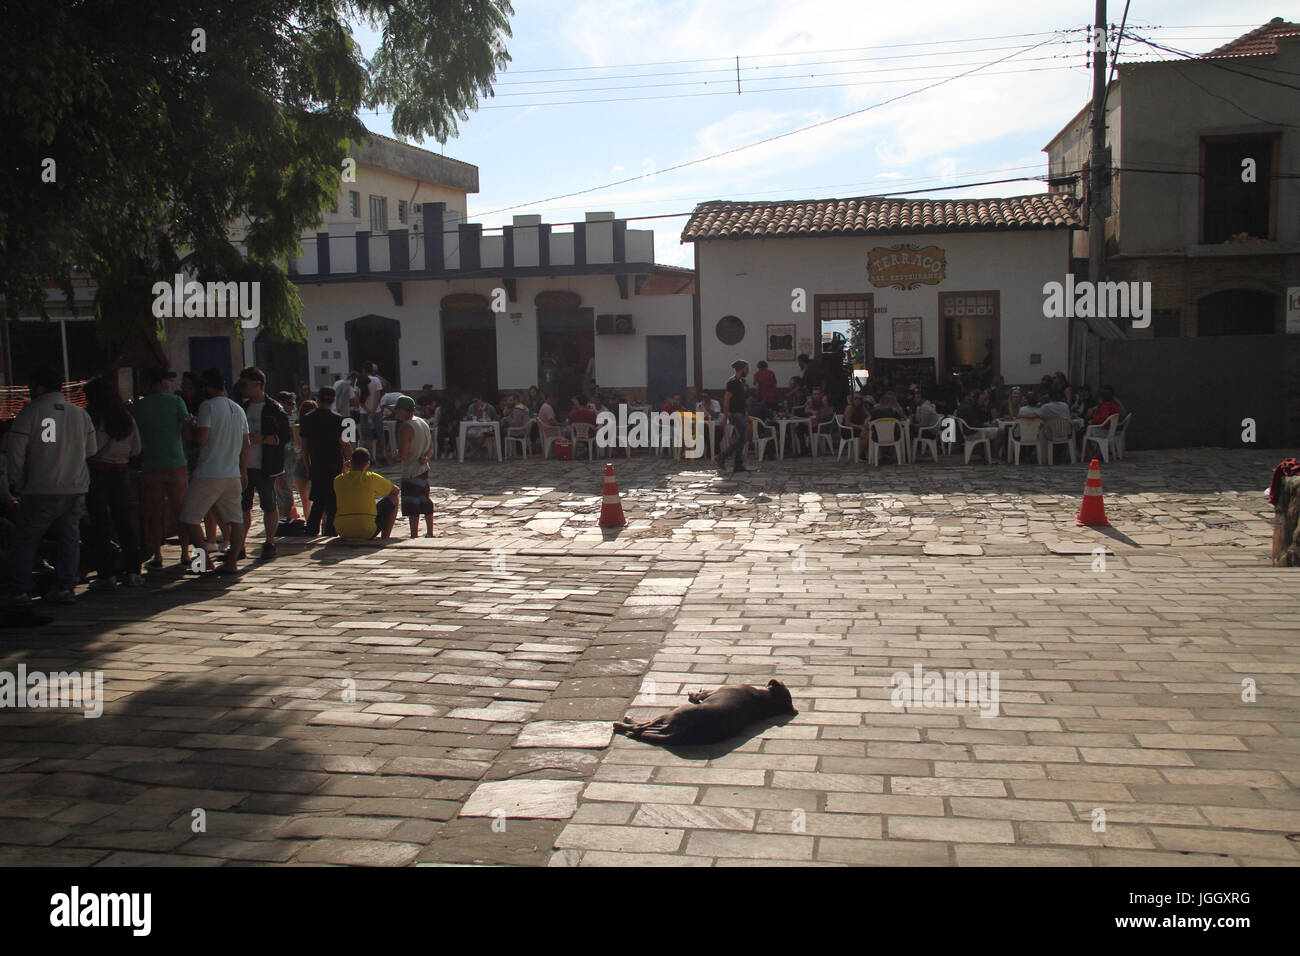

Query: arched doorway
<box><xmin>254</xmin><ymin>329</ymin><xmax>309</xmax><ymax>396</ymax></box>
<box><xmin>440</xmin><ymin>293</ymin><xmax>496</xmax><ymax>400</ymax></box>
<box><xmin>1196</xmin><ymin>289</ymin><xmax>1278</xmax><ymax>336</ymax></box>
<box><xmin>346</xmin><ymin>315</ymin><xmax>401</xmax><ymax>389</ymax></box>
<box><xmin>536</xmin><ymin>290</ymin><xmax>594</xmax><ymax>404</ymax></box>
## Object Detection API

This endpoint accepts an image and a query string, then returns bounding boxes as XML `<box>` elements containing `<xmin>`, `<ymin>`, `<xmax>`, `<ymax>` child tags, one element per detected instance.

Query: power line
<box><xmin>493</xmin><ymin>42</ymin><xmax>1072</xmax><ymax>87</ymax></box>
<box><xmin>472</xmin><ymin>36</ymin><xmax>1065</xmax><ymax>218</ymax></box>
<box><xmin>498</xmin><ymin>29</ymin><xmax>1074</xmax><ymax>75</ymax></box>
<box><xmin>488</xmin><ymin>50</ymin><xmax>1076</xmax><ymax>99</ymax></box>
<box><xmin>474</xmin><ymin>61</ymin><xmax>1086</xmax><ymax>108</ymax></box>
<box><xmin>1124</xmin><ymin>34</ymin><xmax>1300</xmax><ymax>88</ymax></box>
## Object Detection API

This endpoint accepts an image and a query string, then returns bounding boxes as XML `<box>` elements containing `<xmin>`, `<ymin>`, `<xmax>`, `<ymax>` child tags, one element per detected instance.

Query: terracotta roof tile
<box><xmin>682</xmin><ymin>193</ymin><xmax>1080</xmax><ymax>242</ymax></box>
<box><xmin>1205</xmin><ymin>17</ymin><xmax>1300</xmax><ymax>59</ymax></box>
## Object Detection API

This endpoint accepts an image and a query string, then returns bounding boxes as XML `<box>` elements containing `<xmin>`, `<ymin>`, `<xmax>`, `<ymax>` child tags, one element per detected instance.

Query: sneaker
<box><xmin>4</xmin><ymin>593</ymin><xmax>31</xmax><ymax>607</ymax></box>
<box><xmin>259</xmin><ymin>542</ymin><xmax>277</xmax><ymax>560</ymax></box>
<box><xmin>46</xmin><ymin>589</ymin><xmax>76</xmax><ymax>605</ymax></box>
<box><xmin>122</xmin><ymin>573</ymin><xmax>145</xmax><ymax>587</ymax></box>
<box><xmin>89</xmin><ymin>577</ymin><xmax>118</xmax><ymax>592</ymax></box>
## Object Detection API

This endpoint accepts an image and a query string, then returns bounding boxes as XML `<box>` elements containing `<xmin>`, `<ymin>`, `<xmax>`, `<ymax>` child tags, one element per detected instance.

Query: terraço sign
<box><xmin>868</xmin><ymin>244</ymin><xmax>946</xmax><ymax>290</ymax></box>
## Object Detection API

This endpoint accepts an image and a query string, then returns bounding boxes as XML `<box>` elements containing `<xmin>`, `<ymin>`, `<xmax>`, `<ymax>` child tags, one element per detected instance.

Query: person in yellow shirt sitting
<box><xmin>332</xmin><ymin>448</ymin><xmax>399</xmax><ymax>542</ymax></box>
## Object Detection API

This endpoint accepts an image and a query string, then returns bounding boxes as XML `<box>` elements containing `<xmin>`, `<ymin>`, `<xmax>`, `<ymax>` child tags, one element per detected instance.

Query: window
<box><xmin>348</xmin><ymin>190</ymin><xmax>360</xmax><ymax>218</ymax></box>
<box><xmin>1202</xmin><ymin>135</ymin><xmax>1277</xmax><ymax>243</ymax></box>
<box><xmin>369</xmin><ymin>195</ymin><xmax>388</xmax><ymax>235</ymax></box>
<box><xmin>1152</xmin><ymin>308</ymin><xmax>1181</xmax><ymax>338</ymax></box>
<box><xmin>397</xmin><ymin>200</ymin><xmax>408</xmax><ymax>225</ymax></box>
<box><xmin>715</xmin><ymin>315</ymin><xmax>745</xmax><ymax>345</ymax></box>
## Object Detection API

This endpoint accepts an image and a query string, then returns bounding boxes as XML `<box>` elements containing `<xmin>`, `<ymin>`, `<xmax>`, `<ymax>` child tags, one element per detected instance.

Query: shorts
<box><xmin>360</xmin><ymin>414</ymin><xmax>380</xmax><ymax>441</ymax></box>
<box><xmin>240</xmin><ymin>468</ymin><xmax>278</xmax><ymax>513</ymax></box>
<box><xmin>180</xmin><ymin>476</ymin><xmax>244</xmax><ymax>526</ymax></box>
<box><xmin>292</xmin><ymin>458</ymin><xmax>308</xmax><ymax>481</ymax></box>
<box><xmin>335</xmin><ymin>497</ymin><xmax>395</xmax><ymax>541</ymax></box>
<box><xmin>400</xmin><ymin>475</ymin><xmax>433</xmax><ymax>517</ymax></box>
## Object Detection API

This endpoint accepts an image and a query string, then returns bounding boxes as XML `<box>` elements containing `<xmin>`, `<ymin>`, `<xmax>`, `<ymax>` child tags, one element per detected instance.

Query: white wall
<box><xmin>697</xmin><ymin>229</ymin><xmax>1072</xmax><ymax>389</ymax></box>
<box><xmin>297</xmin><ymin>273</ymin><xmax>693</xmax><ymax>392</ymax></box>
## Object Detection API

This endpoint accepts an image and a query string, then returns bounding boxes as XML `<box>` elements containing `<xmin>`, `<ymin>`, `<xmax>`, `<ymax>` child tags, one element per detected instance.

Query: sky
<box><xmin>353</xmin><ymin>1</ymin><xmax>1290</xmax><ymax>269</ymax></box>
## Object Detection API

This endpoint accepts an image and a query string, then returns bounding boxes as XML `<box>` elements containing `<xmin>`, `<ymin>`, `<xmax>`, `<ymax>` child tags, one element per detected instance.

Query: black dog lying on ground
<box><xmin>613</xmin><ymin>680</ymin><xmax>796</xmax><ymax>746</ymax></box>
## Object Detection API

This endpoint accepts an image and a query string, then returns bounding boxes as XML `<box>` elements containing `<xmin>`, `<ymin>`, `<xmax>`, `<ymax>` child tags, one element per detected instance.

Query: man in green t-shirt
<box><xmin>130</xmin><ymin>368</ymin><xmax>195</xmax><ymax>569</ymax></box>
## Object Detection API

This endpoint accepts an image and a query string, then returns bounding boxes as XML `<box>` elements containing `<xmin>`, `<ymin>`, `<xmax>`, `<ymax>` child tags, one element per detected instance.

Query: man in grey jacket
<box><xmin>6</xmin><ymin>367</ymin><xmax>98</xmax><ymax>603</ymax></box>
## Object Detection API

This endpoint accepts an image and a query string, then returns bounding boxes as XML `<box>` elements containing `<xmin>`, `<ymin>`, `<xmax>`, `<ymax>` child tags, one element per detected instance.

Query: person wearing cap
<box><xmin>716</xmin><ymin>360</ymin><xmax>750</xmax><ymax>474</ymax></box>
<box><xmin>6</xmin><ymin>365</ymin><xmax>98</xmax><ymax>604</ymax></box>
<box><xmin>130</xmin><ymin>367</ymin><xmax>196</xmax><ymax>570</ymax></box>
<box><xmin>394</xmin><ymin>395</ymin><xmax>435</xmax><ymax>538</ymax></box>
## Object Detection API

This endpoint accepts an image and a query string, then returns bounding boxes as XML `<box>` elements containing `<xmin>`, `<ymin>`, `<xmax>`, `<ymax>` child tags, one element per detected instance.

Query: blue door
<box><xmin>189</xmin><ymin>336</ymin><xmax>233</xmax><ymax>391</ymax></box>
<box><xmin>646</xmin><ymin>335</ymin><xmax>687</xmax><ymax>409</ymax></box>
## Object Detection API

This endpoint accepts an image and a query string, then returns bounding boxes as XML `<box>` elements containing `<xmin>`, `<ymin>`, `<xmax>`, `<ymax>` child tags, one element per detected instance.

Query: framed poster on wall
<box><xmin>767</xmin><ymin>324</ymin><xmax>796</xmax><ymax>362</ymax></box>
<box><xmin>892</xmin><ymin>317</ymin><xmax>922</xmax><ymax>355</ymax></box>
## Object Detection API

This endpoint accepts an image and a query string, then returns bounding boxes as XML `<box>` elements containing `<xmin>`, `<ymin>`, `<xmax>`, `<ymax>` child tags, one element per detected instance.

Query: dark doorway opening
<box><xmin>1196</xmin><ymin>289</ymin><xmax>1277</xmax><ymax>336</ymax></box>
<box><xmin>441</xmin><ymin>294</ymin><xmax>496</xmax><ymax>401</ymax></box>
<box><xmin>6</xmin><ymin>318</ymin><xmax>104</xmax><ymax>385</ymax></box>
<box><xmin>189</xmin><ymin>336</ymin><xmax>234</xmax><ymax>392</ymax></box>
<box><xmin>646</xmin><ymin>335</ymin><xmax>687</xmax><ymax>409</ymax></box>
<box><xmin>254</xmin><ymin>329</ymin><xmax>309</xmax><ymax>396</ymax></box>
<box><xmin>346</xmin><ymin>315</ymin><xmax>401</xmax><ymax>390</ymax></box>
<box><xmin>539</xmin><ymin>308</ymin><xmax>595</xmax><ymax>404</ymax></box>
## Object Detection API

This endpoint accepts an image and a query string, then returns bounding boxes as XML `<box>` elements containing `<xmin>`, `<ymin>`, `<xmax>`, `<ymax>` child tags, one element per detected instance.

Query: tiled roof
<box><xmin>1205</xmin><ymin>17</ymin><xmax>1300</xmax><ymax>58</ymax></box>
<box><xmin>682</xmin><ymin>193</ymin><xmax>1080</xmax><ymax>241</ymax></box>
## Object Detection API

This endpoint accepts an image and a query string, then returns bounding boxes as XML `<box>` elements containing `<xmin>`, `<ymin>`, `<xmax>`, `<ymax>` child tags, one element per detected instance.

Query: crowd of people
<box><xmin>0</xmin><ymin>362</ymin><xmax>442</xmax><ymax>608</ymax></box>
<box><xmin>0</xmin><ymin>353</ymin><xmax>1131</xmax><ymax>607</ymax></box>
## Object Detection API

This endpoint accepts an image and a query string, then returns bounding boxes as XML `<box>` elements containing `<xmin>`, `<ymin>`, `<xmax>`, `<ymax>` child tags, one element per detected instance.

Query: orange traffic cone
<box><xmin>1075</xmin><ymin>458</ymin><xmax>1110</xmax><ymax>527</ymax></box>
<box><xmin>599</xmin><ymin>462</ymin><xmax>627</xmax><ymax>528</ymax></box>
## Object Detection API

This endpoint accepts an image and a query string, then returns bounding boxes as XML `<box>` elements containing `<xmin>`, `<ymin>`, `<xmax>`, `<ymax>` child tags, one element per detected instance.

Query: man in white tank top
<box><xmin>394</xmin><ymin>395</ymin><xmax>435</xmax><ymax>538</ymax></box>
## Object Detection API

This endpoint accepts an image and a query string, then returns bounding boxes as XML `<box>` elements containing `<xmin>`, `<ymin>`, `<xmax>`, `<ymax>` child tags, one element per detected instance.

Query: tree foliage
<box><xmin>0</xmin><ymin>0</ymin><xmax>512</xmax><ymax>353</ymax></box>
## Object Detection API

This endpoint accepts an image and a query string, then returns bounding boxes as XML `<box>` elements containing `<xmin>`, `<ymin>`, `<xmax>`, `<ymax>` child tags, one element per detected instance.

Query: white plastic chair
<box><xmin>1008</xmin><ymin>417</ymin><xmax>1043</xmax><ymax>465</ymax></box>
<box><xmin>812</xmin><ymin>417</ymin><xmax>836</xmax><ymax>456</ymax></box>
<box><xmin>911</xmin><ymin>422</ymin><xmax>940</xmax><ymax>463</ymax></box>
<box><xmin>503</xmin><ymin>423</ymin><xmax>530</xmax><ymax>459</ymax></box>
<box><xmin>1114</xmin><ymin>413</ymin><xmax>1133</xmax><ymax>460</ymax></box>
<box><xmin>868</xmin><ymin>418</ymin><xmax>905</xmax><ymax>466</ymax></box>
<box><xmin>570</xmin><ymin>422</ymin><xmax>597</xmax><ymax>461</ymax></box>
<box><xmin>540</xmin><ymin>422</ymin><xmax>571</xmax><ymax>459</ymax></box>
<box><xmin>960</xmin><ymin>420</ymin><xmax>994</xmax><ymax>465</ymax></box>
<box><xmin>1040</xmin><ymin>417</ymin><xmax>1077</xmax><ymax>465</ymax></box>
<box><xmin>1082</xmin><ymin>414</ymin><xmax>1120</xmax><ymax>463</ymax></box>
<box><xmin>834</xmin><ymin>414</ymin><xmax>860</xmax><ymax>462</ymax></box>
<box><xmin>748</xmin><ymin>418</ymin><xmax>776</xmax><ymax>462</ymax></box>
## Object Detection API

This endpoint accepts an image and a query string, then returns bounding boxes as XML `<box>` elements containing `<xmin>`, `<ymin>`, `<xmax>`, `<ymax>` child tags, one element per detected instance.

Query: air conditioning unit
<box><xmin>596</xmin><ymin>313</ymin><xmax>635</xmax><ymax>335</ymax></box>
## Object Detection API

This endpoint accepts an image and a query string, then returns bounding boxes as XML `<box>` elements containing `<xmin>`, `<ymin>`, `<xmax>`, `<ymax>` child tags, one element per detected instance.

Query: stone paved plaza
<box><xmin>1</xmin><ymin>447</ymin><xmax>1298</xmax><ymax>866</ymax></box>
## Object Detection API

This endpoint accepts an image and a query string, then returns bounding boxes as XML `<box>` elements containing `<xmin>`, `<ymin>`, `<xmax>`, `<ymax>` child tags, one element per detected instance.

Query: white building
<box><xmin>683</xmin><ymin>194</ymin><xmax>1080</xmax><ymax>398</ymax></box>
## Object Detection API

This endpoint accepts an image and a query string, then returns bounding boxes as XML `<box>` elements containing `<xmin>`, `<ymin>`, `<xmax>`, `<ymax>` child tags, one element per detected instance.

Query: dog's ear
<box><xmin>768</xmin><ymin>679</ymin><xmax>782</xmax><ymax>689</ymax></box>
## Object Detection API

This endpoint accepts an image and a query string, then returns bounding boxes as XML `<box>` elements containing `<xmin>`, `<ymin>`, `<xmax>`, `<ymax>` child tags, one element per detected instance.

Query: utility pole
<box><xmin>1077</xmin><ymin>0</ymin><xmax>1110</xmax><ymax>387</ymax></box>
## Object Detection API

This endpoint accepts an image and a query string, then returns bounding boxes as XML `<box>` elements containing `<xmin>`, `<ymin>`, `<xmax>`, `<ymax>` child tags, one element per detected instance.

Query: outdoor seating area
<box><xmin>361</xmin><ymin>370</ymin><xmax>1132</xmax><ymax>471</ymax></box>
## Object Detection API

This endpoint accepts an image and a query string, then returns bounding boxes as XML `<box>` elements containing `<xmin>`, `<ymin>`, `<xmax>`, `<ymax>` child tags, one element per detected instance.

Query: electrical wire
<box><xmin>472</xmin><ymin>36</ymin><xmax>1065</xmax><ymax>217</ymax></box>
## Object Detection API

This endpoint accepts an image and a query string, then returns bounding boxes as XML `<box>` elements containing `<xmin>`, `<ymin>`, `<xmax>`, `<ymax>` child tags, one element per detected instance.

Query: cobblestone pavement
<box><xmin>0</xmin><ymin>448</ymin><xmax>1297</xmax><ymax>866</ymax></box>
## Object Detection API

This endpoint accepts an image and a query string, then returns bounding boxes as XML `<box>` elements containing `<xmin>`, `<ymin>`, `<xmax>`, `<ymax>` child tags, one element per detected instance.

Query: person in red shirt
<box><xmin>567</xmin><ymin>394</ymin><xmax>598</xmax><ymax>426</ymax></box>
<box><xmin>753</xmin><ymin>361</ymin><xmax>778</xmax><ymax>405</ymax></box>
<box><xmin>1089</xmin><ymin>385</ymin><xmax>1124</xmax><ymax>427</ymax></box>
<box><xmin>659</xmin><ymin>393</ymin><xmax>682</xmax><ymax>414</ymax></box>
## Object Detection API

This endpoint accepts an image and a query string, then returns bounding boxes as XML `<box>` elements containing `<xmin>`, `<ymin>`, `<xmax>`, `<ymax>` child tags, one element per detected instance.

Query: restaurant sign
<box><xmin>868</xmin><ymin>244</ymin><xmax>946</xmax><ymax>290</ymax></box>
